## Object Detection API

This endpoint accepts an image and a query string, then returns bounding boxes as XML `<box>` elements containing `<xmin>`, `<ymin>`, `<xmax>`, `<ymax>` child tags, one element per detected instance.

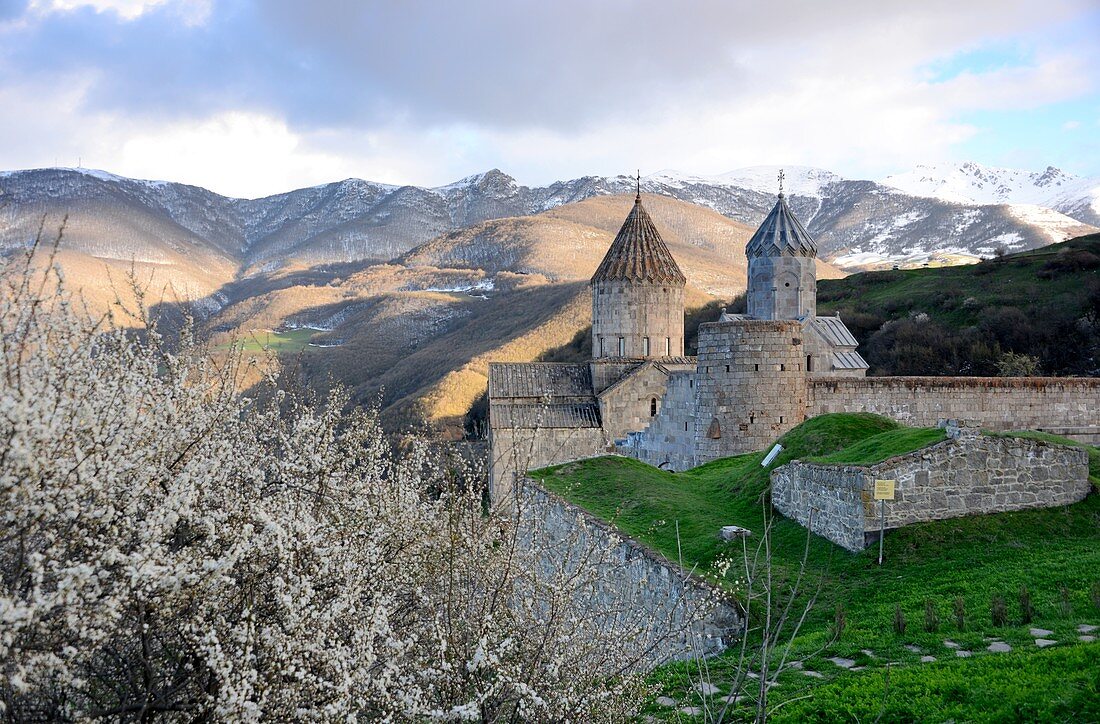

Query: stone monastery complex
<box><xmin>488</xmin><ymin>184</ymin><xmax>1100</xmax><ymax>501</ymax></box>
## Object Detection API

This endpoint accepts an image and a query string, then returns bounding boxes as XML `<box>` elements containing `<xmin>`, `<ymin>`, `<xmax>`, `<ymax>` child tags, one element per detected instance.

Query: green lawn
<box><xmin>530</xmin><ymin>414</ymin><xmax>1100</xmax><ymax>721</ymax></box>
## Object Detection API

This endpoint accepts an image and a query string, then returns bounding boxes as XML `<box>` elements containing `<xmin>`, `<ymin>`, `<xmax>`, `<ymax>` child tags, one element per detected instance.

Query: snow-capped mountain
<box><xmin>882</xmin><ymin>161</ymin><xmax>1100</xmax><ymax>227</ymax></box>
<box><xmin>0</xmin><ymin>164</ymin><xmax>1096</xmax><ymax>280</ymax></box>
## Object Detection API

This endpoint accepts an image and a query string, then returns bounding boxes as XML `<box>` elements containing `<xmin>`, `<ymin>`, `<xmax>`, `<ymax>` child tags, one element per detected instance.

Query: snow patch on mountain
<box><xmin>882</xmin><ymin>161</ymin><xmax>1100</xmax><ymax>214</ymax></box>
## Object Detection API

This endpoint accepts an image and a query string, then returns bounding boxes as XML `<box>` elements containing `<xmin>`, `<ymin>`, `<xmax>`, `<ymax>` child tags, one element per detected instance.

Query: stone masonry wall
<box><xmin>592</xmin><ymin>281</ymin><xmax>684</xmax><ymax>359</ymax></box>
<box><xmin>694</xmin><ymin>320</ymin><xmax>808</xmax><ymax>463</ymax></box>
<box><xmin>619</xmin><ymin>371</ymin><xmax>697</xmax><ymax>470</ymax></box>
<box><xmin>490</xmin><ymin>426</ymin><xmax>608</xmax><ymax>503</ymax></box>
<box><xmin>519</xmin><ymin>480</ymin><xmax>742</xmax><ymax>661</ymax></box>
<box><xmin>810</xmin><ymin>377</ymin><xmax>1100</xmax><ymax>443</ymax></box>
<box><xmin>598</xmin><ymin>363</ymin><xmax>673</xmax><ymax>443</ymax></box>
<box><xmin>772</xmin><ymin>434</ymin><xmax>1091</xmax><ymax>551</ymax></box>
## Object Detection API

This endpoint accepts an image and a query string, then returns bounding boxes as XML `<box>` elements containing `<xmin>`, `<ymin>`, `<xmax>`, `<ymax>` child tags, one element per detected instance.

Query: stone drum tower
<box><xmin>746</xmin><ymin>175</ymin><xmax>818</xmax><ymax>321</ymax></box>
<box><xmin>591</xmin><ymin>186</ymin><xmax>686</xmax><ymax>358</ymax></box>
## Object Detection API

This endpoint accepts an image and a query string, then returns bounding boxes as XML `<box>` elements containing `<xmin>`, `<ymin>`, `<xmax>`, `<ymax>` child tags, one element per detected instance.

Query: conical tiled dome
<box><xmin>591</xmin><ymin>197</ymin><xmax>686</xmax><ymax>285</ymax></box>
<box><xmin>745</xmin><ymin>194</ymin><xmax>818</xmax><ymax>258</ymax></box>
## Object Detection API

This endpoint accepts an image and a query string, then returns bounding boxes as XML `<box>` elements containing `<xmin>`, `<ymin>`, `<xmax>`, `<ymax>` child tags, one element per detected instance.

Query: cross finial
<box><xmin>636</xmin><ymin>169</ymin><xmax>641</xmax><ymax>202</ymax></box>
<box><xmin>778</xmin><ymin>168</ymin><xmax>785</xmax><ymax>198</ymax></box>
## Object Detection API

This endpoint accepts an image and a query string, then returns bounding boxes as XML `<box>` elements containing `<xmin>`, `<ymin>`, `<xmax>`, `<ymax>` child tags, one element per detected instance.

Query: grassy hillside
<box><xmin>817</xmin><ymin>233</ymin><xmax>1100</xmax><ymax>376</ymax></box>
<box><xmin>530</xmin><ymin>414</ymin><xmax>1100</xmax><ymax>721</ymax></box>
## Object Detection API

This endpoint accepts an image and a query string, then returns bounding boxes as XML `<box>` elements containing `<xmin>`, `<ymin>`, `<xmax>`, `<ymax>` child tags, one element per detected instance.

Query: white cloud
<box><xmin>28</xmin><ymin>0</ymin><xmax>210</xmax><ymax>24</ymax></box>
<box><xmin>1063</xmin><ymin>120</ymin><xmax>1081</xmax><ymax>130</ymax></box>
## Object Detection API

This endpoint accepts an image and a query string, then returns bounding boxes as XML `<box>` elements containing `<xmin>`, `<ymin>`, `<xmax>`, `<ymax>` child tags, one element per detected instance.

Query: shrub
<box><xmin>992</xmin><ymin>594</ymin><xmax>1009</xmax><ymax>627</ymax></box>
<box><xmin>893</xmin><ymin>605</ymin><xmax>907</xmax><ymax>635</ymax></box>
<box><xmin>1019</xmin><ymin>585</ymin><xmax>1034</xmax><ymax>624</ymax></box>
<box><xmin>954</xmin><ymin>597</ymin><xmax>966</xmax><ymax>631</ymax></box>
<box><xmin>830</xmin><ymin>602</ymin><xmax>847</xmax><ymax>643</ymax></box>
<box><xmin>1092</xmin><ymin>581</ymin><xmax>1100</xmax><ymax>612</ymax></box>
<box><xmin>924</xmin><ymin>600</ymin><xmax>940</xmax><ymax>633</ymax></box>
<box><xmin>1059</xmin><ymin>585</ymin><xmax>1073</xmax><ymax>618</ymax></box>
<box><xmin>0</xmin><ymin>247</ymin><xmax>665</xmax><ymax>721</ymax></box>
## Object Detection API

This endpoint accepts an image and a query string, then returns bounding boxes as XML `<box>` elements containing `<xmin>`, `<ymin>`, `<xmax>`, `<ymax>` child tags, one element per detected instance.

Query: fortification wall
<box><xmin>694</xmin><ymin>320</ymin><xmax>808</xmax><ymax>463</ymax></box>
<box><xmin>519</xmin><ymin>480</ymin><xmax>742</xmax><ymax>661</ymax></box>
<box><xmin>489</xmin><ymin>427</ymin><xmax>607</xmax><ymax>503</ymax></box>
<box><xmin>772</xmin><ymin>434</ymin><xmax>1091</xmax><ymax>551</ymax></box>
<box><xmin>619</xmin><ymin>371</ymin><xmax>697</xmax><ymax>470</ymax></box>
<box><xmin>810</xmin><ymin>377</ymin><xmax>1100</xmax><ymax>443</ymax></box>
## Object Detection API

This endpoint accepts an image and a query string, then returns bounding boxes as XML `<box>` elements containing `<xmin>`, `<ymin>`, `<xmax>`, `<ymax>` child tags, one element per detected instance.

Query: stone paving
<box><xmin>650</xmin><ymin>626</ymin><xmax>1098</xmax><ymax>719</ymax></box>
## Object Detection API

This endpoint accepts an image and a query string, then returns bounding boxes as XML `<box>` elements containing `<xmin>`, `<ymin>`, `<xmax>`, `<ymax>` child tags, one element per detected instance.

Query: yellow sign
<box><xmin>874</xmin><ymin>479</ymin><xmax>896</xmax><ymax>501</ymax></box>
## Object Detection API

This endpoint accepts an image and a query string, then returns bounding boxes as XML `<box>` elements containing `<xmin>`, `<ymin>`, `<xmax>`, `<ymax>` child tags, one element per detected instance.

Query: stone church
<box><xmin>488</xmin><ymin>186</ymin><xmax>1100</xmax><ymax>501</ymax></box>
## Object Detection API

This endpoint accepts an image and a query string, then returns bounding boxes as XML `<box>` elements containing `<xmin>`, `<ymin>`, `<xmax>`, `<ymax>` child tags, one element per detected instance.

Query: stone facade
<box><xmin>693</xmin><ymin>320</ymin><xmax>809</xmax><ymax>462</ymax></box>
<box><xmin>592</xmin><ymin>281</ymin><xmax>685</xmax><ymax>359</ymax></box>
<box><xmin>771</xmin><ymin>433</ymin><xmax>1092</xmax><ymax>551</ymax></box>
<box><xmin>598</xmin><ymin>360</ymin><xmax>694</xmax><ymax>443</ymax></box>
<box><xmin>620</xmin><ymin>371</ymin><xmax>697</xmax><ymax>470</ymax></box>
<box><xmin>747</xmin><ymin>253</ymin><xmax>816</xmax><ymax>321</ymax></box>
<box><xmin>810</xmin><ymin>377</ymin><xmax>1100</xmax><ymax>442</ymax></box>
<box><xmin>520</xmin><ymin>479</ymin><xmax>743</xmax><ymax>661</ymax></box>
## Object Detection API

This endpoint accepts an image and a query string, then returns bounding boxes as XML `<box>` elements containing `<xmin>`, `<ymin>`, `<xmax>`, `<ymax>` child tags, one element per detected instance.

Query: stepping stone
<box><xmin>679</xmin><ymin>706</ymin><xmax>702</xmax><ymax>716</ymax></box>
<box><xmin>655</xmin><ymin>696</ymin><xmax>677</xmax><ymax>708</ymax></box>
<box><xmin>955</xmin><ymin>650</ymin><xmax>972</xmax><ymax>658</ymax></box>
<box><xmin>1035</xmin><ymin>638</ymin><xmax>1058</xmax><ymax>648</ymax></box>
<box><xmin>802</xmin><ymin>670</ymin><xmax>825</xmax><ymax>678</ymax></box>
<box><xmin>920</xmin><ymin>655</ymin><xmax>937</xmax><ymax>663</ymax></box>
<box><xmin>1030</xmin><ymin>628</ymin><xmax>1053</xmax><ymax>637</ymax></box>
<box><xmin>694</xmin><ymin>682</ymin><xmax>720</xmax><ymax>696</ymax></box>
<box><xmin>1079</xmin><ymin>635</ymin><xmax>1096</xmax><ymax>642</ymax></box>
<box><xmin>829</xmin><ymin>657</ymin><xmax>856</xmax><ymax>669</ymax></box>
<box><xmin>904</xmin><ymin>645</ymin><xmax>922</xmax><ymax>653</ymax></box>
<box><xmin>988</xmin><ymin>642</ymin><xmax>1012</xmax><ymax>653</ymax></box>
<box><xmin>861</xmin><ymin>649</ymin><xmax>877</xmax><ymax>658</ymax></box>
<box><xmin>943</xmin><ymin>640</ymin><xmax>960</xmax><ymax>649</ymax></box>
<box><xmin>722</xmin><ymin>694</ymin><xmax>742</xmax><ymax>704</ymax></box>
<box><xmin>745</xmin><ymin>671</ymin><xmax>759</xmax><ymax>679</ymax></box>
<box><xmin>787</xmin><ymin>660</ymin><xmax>804</xmax><ymax>670</ymax></box>
<box><xmin>850</xmin><ymin>666</ymin><xmax>866</xmax><ymax>671</ymax></box>
<box><xmin>1078</xmin><ymin>624</ymin><xmax>1097</xmax><ymax>634</ymax></box>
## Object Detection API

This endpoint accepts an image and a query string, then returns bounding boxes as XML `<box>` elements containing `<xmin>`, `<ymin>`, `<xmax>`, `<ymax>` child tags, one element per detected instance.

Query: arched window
<box><xmin>650</xmin><ymin>398</ymin><xmax>658</xmax><ymax>417</ymax></box>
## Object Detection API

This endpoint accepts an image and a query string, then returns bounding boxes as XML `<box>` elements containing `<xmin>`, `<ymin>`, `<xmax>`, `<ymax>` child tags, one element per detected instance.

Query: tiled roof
<box><xmin>591</xmin><ymin>197</ymin><xmax>686</xmax><ymax>285</ymax></box>
<box><xmin>808</xmin><ymin>315</ymin><xmax>859</xmax><ymax>348</ymax></box>
<box><xmin>489</xmin><ymin>402</ymin><xmax>602</xmax><ymax>429</ymax></box>
<box><xmin>745</xmin><ymin>194</ymin><xmax>818</xmax><ymax>259</ymax></box>
<box><xmin>832</xmin><ymin>350</ymin><xmax>870</xmax><ymax>370</ymax></box>
<box><xmin>488</xmin><ymin>362</ymin><xmax>594</xmax><ymax>398</ymax></box>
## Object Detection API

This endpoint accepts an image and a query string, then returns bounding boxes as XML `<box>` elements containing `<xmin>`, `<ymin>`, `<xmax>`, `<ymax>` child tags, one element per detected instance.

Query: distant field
<box><xmin>531</xmin><ymin>414</ymin><xmax>1100</xmax><ymax>721</ymax></box>
<box><xmin>234</xmin><ymin>328</ymin><xmax>317</xmax><ymax>353</ymax></box>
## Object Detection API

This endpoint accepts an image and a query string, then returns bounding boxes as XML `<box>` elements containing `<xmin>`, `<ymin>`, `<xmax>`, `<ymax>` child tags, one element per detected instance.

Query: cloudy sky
<box><xmin>1</xmin><ymin>0</ymin><xmax>1097</xmax><ymax>197</ymax></box>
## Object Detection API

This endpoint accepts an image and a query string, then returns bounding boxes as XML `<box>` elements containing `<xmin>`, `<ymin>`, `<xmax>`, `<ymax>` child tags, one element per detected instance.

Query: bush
<box><xmin>992</xmin><ymin>594</ymin><xmax>1009</xmax><ymax>627</ymax></box>
<box><xmin>924</xmin><ymin>600</ymin><xmax>940</xmax><ymax>633</ymax></box>
<box><xmin>0</xmin><ymin>247</ymin><xmax>665</xmax><ymax>721</ymax></box>
<box><xmin>1019</xmin><ymin>585</ymin><xmax>1034</xmax><ymax>624</ymax></box>
<box><xmin>954</xmin><ymin>597</ymin><xmax>966</xmax><ymax>631</ymax></box>
<box><xmin>830</xmin><ymin>602</ymin><xmax>847</xmax><ymax>642</ymax></box>
<box><xmin>893</xmin><ymin>605</ymin><xmax>907</xmax><ymax>635</ymax></box>
<box><xmin>1092</xmin><ymin>581</ymin><xmax>1100</xmax><ymax>612</ymax></box>
<box><xmin>1059</xmin><ymin>585</ymin><xmax>1073</xmax><ymax>618</ymax></box>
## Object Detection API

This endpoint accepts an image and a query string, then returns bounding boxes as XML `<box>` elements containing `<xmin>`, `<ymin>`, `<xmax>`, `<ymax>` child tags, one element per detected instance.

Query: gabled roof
<box><xmin>806</xmin><ymin>315</ymin><xmax>859</xmax><ymax>348</ymax></box>
<box><xmin>489</xmin><ymin>402</ymin><xmax>602</xmax><ymax>429</ymax></box>
<box><xmin>745</xmin><ymin>194</ymin><xmax>818</xmax><ymax>259</ymax></box>
<box><xmin>488</xmin><ymin>362</ymin><xmax>594</xmax><ymax>399</ymax></box>
<box><xmin>591</xmin><ymin>196</ymin><xmax>686</xmax><ymax>285</ymax></box>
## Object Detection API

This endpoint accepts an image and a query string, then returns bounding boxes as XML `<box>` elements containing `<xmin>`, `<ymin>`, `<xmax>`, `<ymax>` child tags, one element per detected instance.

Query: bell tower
<box><xmin>591</xmin><ymin>176</ymin><xmax>686</xmax><ymax>359</ymax></box>
<box><xmin>746</xmin><ymin>170</ymin><xmax>818</xmax><ymax>321</ymax></box>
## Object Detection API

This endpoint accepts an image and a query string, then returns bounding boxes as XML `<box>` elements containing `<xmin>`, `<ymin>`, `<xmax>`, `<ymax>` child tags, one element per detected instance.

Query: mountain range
<box><xmin>0</xmin><ymin>161</ymin><xmax>1096</xmax><ymax>432</ymax></box>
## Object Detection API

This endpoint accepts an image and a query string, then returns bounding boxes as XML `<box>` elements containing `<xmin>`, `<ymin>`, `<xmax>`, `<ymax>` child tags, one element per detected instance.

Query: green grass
<box><xmin>531</xmin><ymin>413</ymin><xmax>1100</xmax><ymax>721</ymax></box>
<box><xmin>775</xmin><ymin>644</ymin><xmax>1100</xmax><ymax>723</ymax></box>
<box><xmin>235</xmin><ymin>328</ymin><xmax>317</xmax><ymax>353</ymax></box>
